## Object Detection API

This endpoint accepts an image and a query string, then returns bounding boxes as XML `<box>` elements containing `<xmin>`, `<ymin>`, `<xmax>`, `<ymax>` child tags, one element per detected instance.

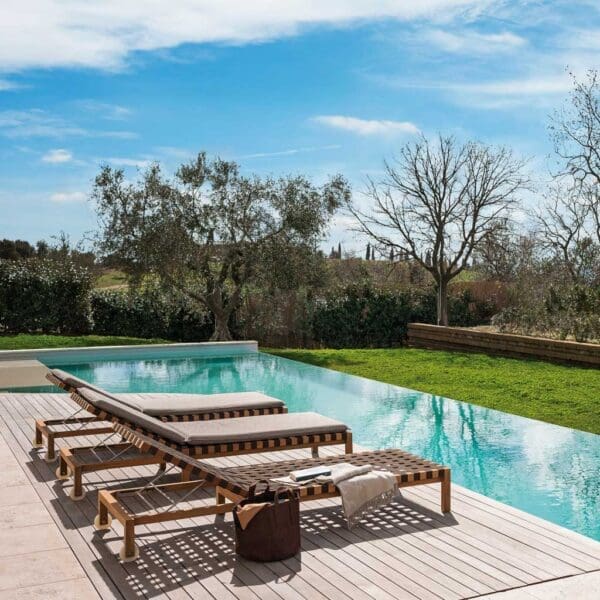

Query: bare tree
<box><xmin>349</xmin><ymin>135</ymin><xmax>529</xmax><ymax>325</ymax></box>
<box><xmin>533</xmin><ymin>183</ymin><xmax>600</xmax><ymax>284</ymax></box>
<box><xmin>472</xmin><ymin>221</ymin><xmax>538</xmax><ymax>282</ymax></box>
<box><xmin>551</xmin><ymin>70</ymin><xmax>600</xmax><ymax>243</ymax></box>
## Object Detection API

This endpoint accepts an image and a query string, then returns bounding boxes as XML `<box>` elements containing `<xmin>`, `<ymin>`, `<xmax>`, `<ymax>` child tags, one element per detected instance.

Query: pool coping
<box><xmin>0</xmin><ymin>340</ymin><xmax>258</xmax><ymax>366</ymax></box>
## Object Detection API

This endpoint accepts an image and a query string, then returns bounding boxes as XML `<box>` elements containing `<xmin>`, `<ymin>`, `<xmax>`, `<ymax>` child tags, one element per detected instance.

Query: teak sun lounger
<box><xmin>95</xmin><ymin>423</ymin><xmax>451</xmax><ymax>561</ymax></box>
<box><xmin>34</xmin><ymin>369</ymin><xmax>287</xmax><ymax>461</ymax></box>
<box><xmin>58</xmin><ymin>387</ymin><xmax>352</xmax><ymax>499</ymax></box>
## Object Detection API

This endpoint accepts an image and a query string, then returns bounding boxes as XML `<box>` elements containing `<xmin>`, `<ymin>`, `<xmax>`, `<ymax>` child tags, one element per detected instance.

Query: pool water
<box><xmin>48</xmin><ymin>351</ymin><xmax>600</xmax><ymax>541</ymax></box>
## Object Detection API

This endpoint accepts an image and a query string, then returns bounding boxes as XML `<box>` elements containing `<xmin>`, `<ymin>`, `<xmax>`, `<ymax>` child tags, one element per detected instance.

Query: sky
<box><xmin>0</xmin><ymin>0</ymin><xmax>599</xmax><ymax>252</ymax></box>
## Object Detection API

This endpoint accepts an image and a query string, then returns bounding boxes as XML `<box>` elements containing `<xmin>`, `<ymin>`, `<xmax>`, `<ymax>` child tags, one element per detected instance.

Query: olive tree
<box><xmin>349</xmin><ymin>135</ymin><xmax>529</xmax><ymax>325</ymax></box>
<box><xmin>92</xmin><ymin>153</ymin><xmax>349</xmax><ymax>340</ymax></box>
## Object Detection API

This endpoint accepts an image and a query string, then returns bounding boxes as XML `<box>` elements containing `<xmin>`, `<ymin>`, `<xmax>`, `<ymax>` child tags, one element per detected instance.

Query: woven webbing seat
<box><xmin>96</xmin><ymin>424</ymin><xmax>450</xmax><ymax>562</ymax></box>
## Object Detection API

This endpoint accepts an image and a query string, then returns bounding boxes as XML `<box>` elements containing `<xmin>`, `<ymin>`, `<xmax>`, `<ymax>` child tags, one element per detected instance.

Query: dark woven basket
<box><xmin>233</xmin><ymin>480</ymin><xmax>300</xmax><ymax>562</ymax></box>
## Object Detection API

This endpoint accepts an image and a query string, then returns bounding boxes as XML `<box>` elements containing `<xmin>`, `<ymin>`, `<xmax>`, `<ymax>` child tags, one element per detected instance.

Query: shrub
<box><xmin>90</xmin><ymin>288</ymin><xmax>214</xmax><ymax>341</ymax></box>
<box><xmin>311</xmin><ymin>286</ymin><xmax>413</xmax><ymax>348</ymax></box>
<box><xmin>310</xmin><ymin>285</ymin><xmax>495</xmax><ymax>348</ymax></box>
<box><xmin>494</xmin><ymin>284</ymin><xmax>600</xmax><ymax>342</ymax></box>
<box><xmin>0</xmin><ymin>259</ymin><xmax>92</xmax><ymax>334</ymax></box>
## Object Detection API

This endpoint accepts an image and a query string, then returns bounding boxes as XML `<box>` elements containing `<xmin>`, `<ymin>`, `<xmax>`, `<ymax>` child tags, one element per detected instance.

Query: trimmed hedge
<box><xmin>311</xmin><ymin>286</ymin><xmax>495</xmax><ymax>348</ymax></box>
<box><xmin>91</xmin><ymin>289</ymin><xmax>214</xmax><ymax>341</ymax></box>
<box><xmin>0</xmin><ymin>259</ymin><xmax>92</xmax><ymax>334</ymax></box>
<box><xmin>0</xmin><ymin>259</ymin><xmax>495</xmax><ymax>346</ymax></box>
<box><xmin>0</xmin><ymin>259</ymin><xmax>214</xmax><ymax>341</ymax></box>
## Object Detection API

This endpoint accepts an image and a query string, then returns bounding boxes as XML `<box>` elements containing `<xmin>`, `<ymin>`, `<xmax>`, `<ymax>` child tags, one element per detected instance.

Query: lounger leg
<box><xmin>94</xmin><ymin>498</ymin><xmax>112</xmax><ymax>531</ymax></box>
<box><xmin>345</xmin><ymin>431</ymin><xmax>353</xmax><ymax>454</ymax></box>
<box><xmin>70</xmin><ymin>467</ymin><xmax>85</xmax><ymax>500</ymax></box>
<box><xmin>311</xmin><ymin>445</ymin><xmax>319</xmax><ymax>458</ymax></box>
<box><xmin>216</xmin><ymin>487</ymin><xmax>225</xmax><ymax>505</ymax></box>
<box><xmin>57</xmin><ymin>455</ymin><xmax>70</xmax><ymax>480</ymax></box>
<box><xmin>157</xmin><ymin>462</ymin><xmax>167</xmax><ymax>474</ymax></box>
<box><xmin>33</xmin><ymin>423</ymin><xmax>43</xmax><ymax>448</ymax></box>
<box><xmin>119</xmin><ymin>520</ymin><xmax>139</xmax><ymax>562</ymax></box>
<box><xmin>441</xmin><ymin>470</ymin><xmax>451</xmax><ymax>513</ymax></box>
<box><xmin>45</xmin><ymin>433</ymin><xmax>57</xmax><ymax>462</ymax></box>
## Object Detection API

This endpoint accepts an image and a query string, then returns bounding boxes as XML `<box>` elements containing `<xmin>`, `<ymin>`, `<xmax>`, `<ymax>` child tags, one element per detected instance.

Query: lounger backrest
<box><xmin>50</xmin><ymin>369</ymin><xmax>149</xmax><ymax>412</ymax></box>
<box><xmin>77</xmin><ymin>388</ymin><xmax>188</xmax><ymax>444</ymax></box>
<box><xmin>49</xmin><ymin>369</ymin><xmax>117</xmax><ymax>398</ymax></box>
<box><xmin>115</xmin><ymin>423</ymin><xmax>241</xmax><ymax>494</ymax></box>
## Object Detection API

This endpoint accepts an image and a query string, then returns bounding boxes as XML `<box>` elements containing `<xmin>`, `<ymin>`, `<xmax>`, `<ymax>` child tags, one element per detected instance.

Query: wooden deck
<box><xmin>1</xmin><ymin>392</ymin><xmax>599</xmax><ymax>600</ymax></box>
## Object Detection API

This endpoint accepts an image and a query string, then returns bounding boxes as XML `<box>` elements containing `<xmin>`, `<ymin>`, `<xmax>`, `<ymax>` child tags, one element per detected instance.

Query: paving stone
<box><xmin>0</xmin><ymin>577</ymin><xmax>101</xmax><ymax>599</ymax></box>
<box><xmin>0</xmin><ymin>502</ymin><xmax>53</xmax><ymax>529</ymax></box>
<box><xmin>0</xmin><ymin>523</ymin><xmax>67</xmax><ymax>558</ymax></box>
<box><xmin>0</xmin><ymin>549</ymin><xmax>85</xmax><ymax>591</ymax></box>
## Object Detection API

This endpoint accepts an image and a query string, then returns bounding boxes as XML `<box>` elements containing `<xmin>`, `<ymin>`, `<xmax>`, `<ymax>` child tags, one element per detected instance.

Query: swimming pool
<box><xmin>44</xmin><ymin>350</ymin><xmax>600</xmax><ymax>541</ymax></box>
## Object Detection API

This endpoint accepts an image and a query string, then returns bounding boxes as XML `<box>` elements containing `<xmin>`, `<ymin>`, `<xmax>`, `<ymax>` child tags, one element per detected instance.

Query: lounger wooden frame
<box><xmin>58</xmin><ymin>391</ymin><xmax>352</xmax><ymax>500</ymax></box>
<box><xmin>95</xmin><ymin>424</ymin><xmax>450</xmax><ymax>561</ymax></box>
<box><xmin>34</xmin><ymin>372</ymin><xmax>287</xmax><ymax>461</ymax></box>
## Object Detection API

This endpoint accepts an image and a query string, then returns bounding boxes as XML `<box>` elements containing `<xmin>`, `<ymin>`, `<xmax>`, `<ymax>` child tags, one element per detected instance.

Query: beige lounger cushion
<box><xmin>173</xmin><ymin>412</ymin><xmax>348</xmax><ymax>445</ymax></box>
<box><xmin>50</xmin><ymin>369</ymin><xmax>285</xmax><ymax>414</ymax></box>
<box><xmin>118</xmin><ymin>392</ymin><xmax>285</xmax><ymax>415</ymax></box>
<box><xmin>78</xmin><ymin>388</ymin><xmax>346</xmax><ymax>446</ymax></box>
<box><xmin>50</xmin><ymin>369</ymin><xmax>114</xmax><ymax>398</ymax></box>
<box><xmin>78</xmin><ymin>388</ymin><xmax>189</xmax><ymax>444</ymax></box>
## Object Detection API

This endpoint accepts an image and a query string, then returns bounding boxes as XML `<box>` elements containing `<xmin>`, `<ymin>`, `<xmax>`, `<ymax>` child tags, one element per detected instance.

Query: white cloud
<box><xmin>0</xmin><ymin>1</ymin><xmax>479</xmax><ymax>72</ymax></box>
<box><xmin>104</xmin><ymin>157</ymin><xmax>152</xmax><ymax>168</ymax></box>
<box><xmin>459</xmin><ymin>75</ymin><xmax>571</xmax><ymax>96</ymax></box>
<box><xmin>0</xmin><ymin>109</ymin><xmax>136</xmax><ymax>138</ymax></box>
<box><xmin>424</xmin><ymin>29</ymin><xmax>526</xmax><ymax>54</ymax></box>
<box><xmin>313</xmin><ymin>115</ymin><xmax>419</xmax><ymax>136</ymax></box>
<box><xmin>50</xmin><ymin>191</ymin><xmax>86</xmax><ymax>203</ymax></box>
<box><xmin>449</xmin><ymin>74</ymin><xmax>574</xmax><ymax>109</ymax></box>
<box><xmin>41</xmin><ymin>148</ymin><xmax>72</xmax><ymax>163</ymax></box>
<box><xmin>74</xmin><ymin>100</ymin><xmax>132</xmax><ymax>120</ymax></box>
<box><xmin>375</xmin><ymin>72</ymin><xmax>575</xmax><ymax>110</ymax></box>
<box><xmin>0</xmin><ymin>79</ymin><xmax>20</xmax><ymax>91</ymax></box>
<box><xmin>240</xmin><ymin>145</ymin><xmax>341</xmax><ymax>159</ymax></box>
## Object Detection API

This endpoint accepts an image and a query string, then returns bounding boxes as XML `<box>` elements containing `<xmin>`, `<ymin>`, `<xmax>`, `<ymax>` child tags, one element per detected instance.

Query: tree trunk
<box><xmin>210</xmin><ymin>313</ymin><xmax>233</xmax><ymax>341</ymax></box>
<box><xmin>436</xmin><ymin>279</ymin><xmax>449</xmax><ymax>326</ymax></box>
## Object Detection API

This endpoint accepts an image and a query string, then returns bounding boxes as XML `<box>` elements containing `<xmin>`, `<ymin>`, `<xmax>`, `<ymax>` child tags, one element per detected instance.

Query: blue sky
<box><xmin>1</xmin><ymin>1</ymin><xmax>599</xmax><ymax>250</ymax></box>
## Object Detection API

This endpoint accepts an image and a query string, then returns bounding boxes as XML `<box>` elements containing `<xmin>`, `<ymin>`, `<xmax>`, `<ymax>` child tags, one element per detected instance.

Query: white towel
<box><xmin>325</xmin><ymin>463</ymin><xmax>398</xmax><ymax>527</ymax></box>
<box><xmin>270</xmin><ymin>462</ymin><xmax>397</xmax><ymax>527</ymax></box>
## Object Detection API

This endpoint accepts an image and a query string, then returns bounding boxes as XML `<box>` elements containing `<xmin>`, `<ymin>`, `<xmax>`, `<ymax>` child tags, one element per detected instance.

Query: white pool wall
<box><xmin>0</xmin><ymin>340</ymin><xmax>258</xmax><ymax>366</ymax></box>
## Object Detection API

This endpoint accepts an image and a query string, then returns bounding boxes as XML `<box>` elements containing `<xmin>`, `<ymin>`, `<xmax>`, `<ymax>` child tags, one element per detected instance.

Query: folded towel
<box><xmin>336</xmin><ymin>468</ymin><xmax>397</xmax><ymax>527</ymax></box>
<box><xmin>271</xmin><ymin>462</ymin><xmax>397</xmax><ymax>527</ymax></box>
<box><xmin>323</xmin><ymin>463</ymin><xmax>372</xmax><ymax>485</ymax></box>
<box><xmin>235</xmin><ymin>502</ymin><xmax>269</xmax><ymax>530</ymax></box>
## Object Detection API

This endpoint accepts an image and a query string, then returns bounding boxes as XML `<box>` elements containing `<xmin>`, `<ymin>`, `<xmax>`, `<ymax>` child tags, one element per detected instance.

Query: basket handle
<box><xmin>274</xmin><ymin>487</ymin><xmax>298</xmax><ymax>503</ymax></box>
<box><xmin>247</xmin><ymin>479</ymin><xmax>271</xmax><ymax>500</ymax></box>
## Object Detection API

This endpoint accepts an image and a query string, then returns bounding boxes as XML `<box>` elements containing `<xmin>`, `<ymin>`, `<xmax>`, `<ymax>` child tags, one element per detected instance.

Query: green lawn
<box><xmin>95</xmin><ymin>269</ymin><xmax>128</xmax><ymax>289</ymax></box>
<box><xmin>0</xmin><ymin>334</ymin><xmax>168</xmax><ymax>350</ymax></box>
<box><xmin>266</xmin><ymin>348</ymin><xmax>600</xmax><ymax>435</ymax></box>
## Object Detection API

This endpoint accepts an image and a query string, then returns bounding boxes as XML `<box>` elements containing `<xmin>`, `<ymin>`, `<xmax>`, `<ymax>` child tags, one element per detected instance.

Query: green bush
<box><xmin>0</xmin><ymin>259</ymin><xmax>92</xmax><ymax>334</ymax></box>
<box><xmin>494</xmin><ymin>284</ymin><xmax>600</xmax><ymax>342</ymax></box>
<box><xmin>90</xmin><ymin>288</ymin><xmax>214</xmax><ymax>341</ymax></box>
<box><xmin>311</xmin><ymin>285</ymin><xmax>495</xmax><ymax>347</ymax></box>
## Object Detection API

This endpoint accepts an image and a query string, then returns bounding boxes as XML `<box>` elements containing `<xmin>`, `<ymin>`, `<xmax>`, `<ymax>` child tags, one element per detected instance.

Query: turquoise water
<box><xmin>47</xmin><ymin>351</ymin><xmax>599</xmax><ymax>541</ymax></box>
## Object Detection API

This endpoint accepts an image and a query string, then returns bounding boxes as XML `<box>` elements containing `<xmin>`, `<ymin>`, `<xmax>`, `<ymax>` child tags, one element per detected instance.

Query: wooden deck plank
<box><xmin>1</xmin><ymin>393</ymin><xmax>599</xmax><ymax>600</ymax></box>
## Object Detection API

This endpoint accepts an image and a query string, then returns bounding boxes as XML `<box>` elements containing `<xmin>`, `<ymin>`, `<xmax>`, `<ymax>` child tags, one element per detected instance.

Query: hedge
<box><xmin>0</xmin><ymin>259</ymin><xmax>92</xmax><ymax>334</ymax></box>
<box><xmin>0</xmin><ymin>259</ymin><xmax>495</xmax><ymax>346</ymax></box>
<box><xmin>90</xmin><ymin>289</ymin><xmax>214</xmax><ymax>341</ymax></box>
<box><xmin>311</xmin><ymin>285</ymin><xmax>496</xmax><ymax>348</ymax></box>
